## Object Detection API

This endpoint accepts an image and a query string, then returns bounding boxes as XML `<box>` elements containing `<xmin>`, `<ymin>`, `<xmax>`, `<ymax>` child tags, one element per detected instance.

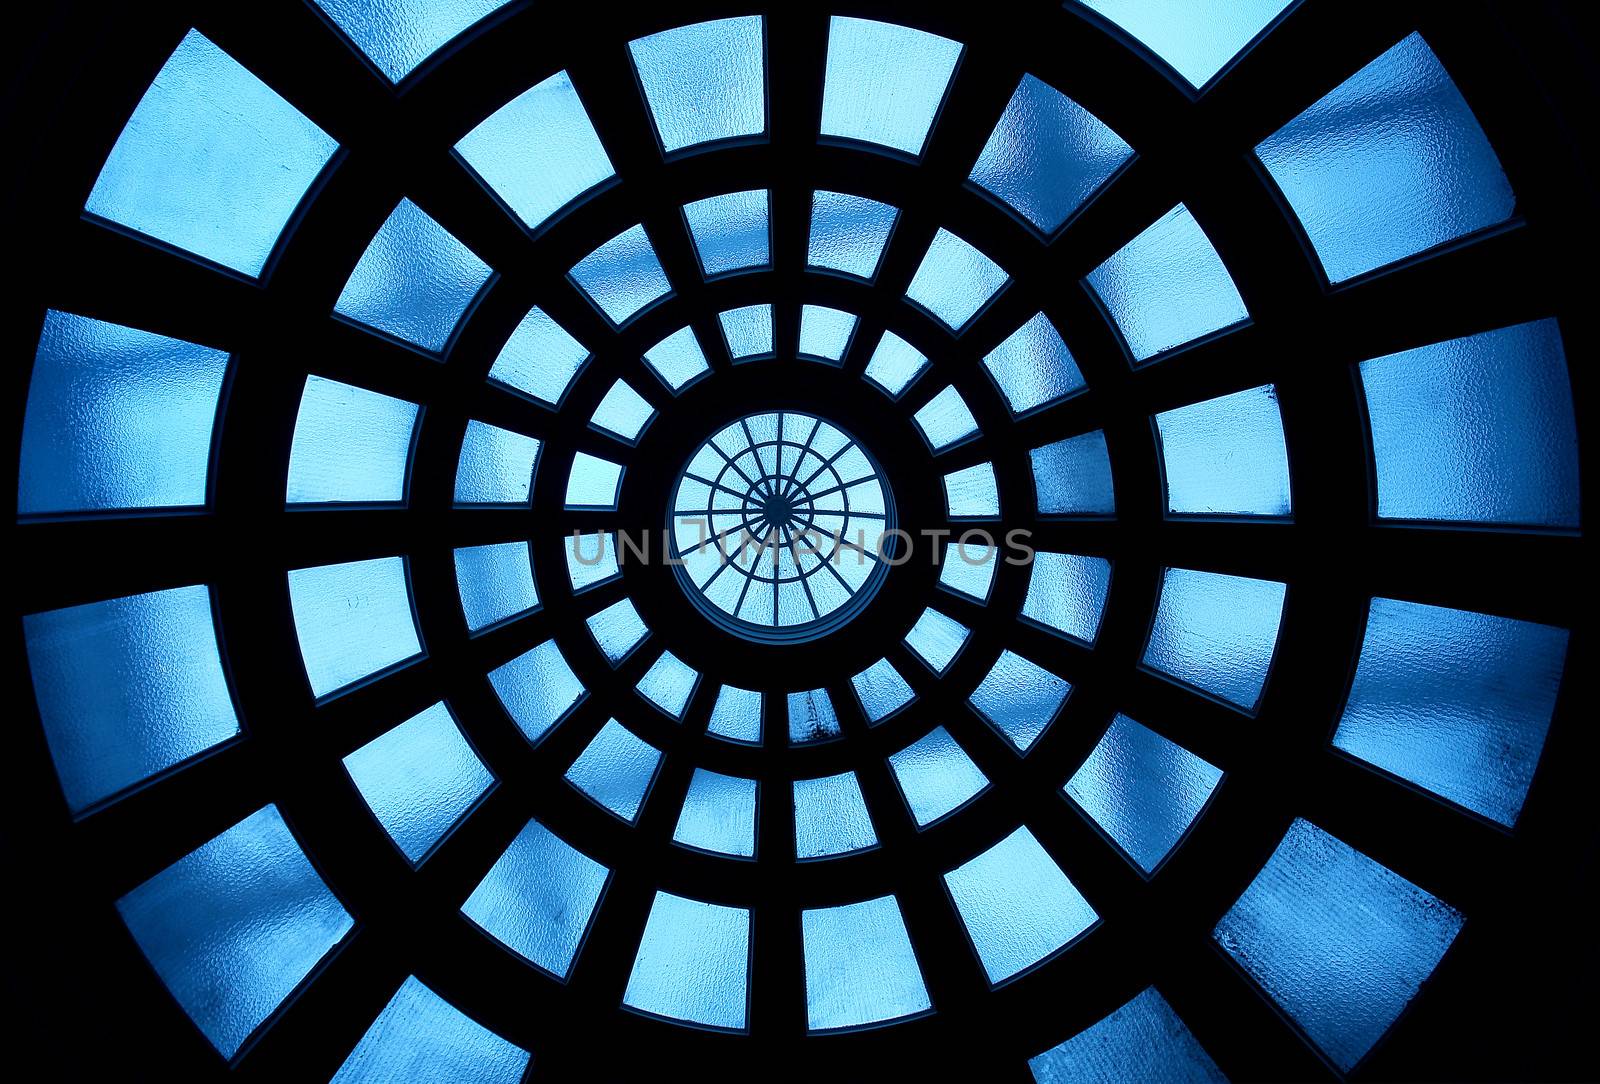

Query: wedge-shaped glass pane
<box><xmin>914</xmin><ymin>386</ymin><xmax>979</xmax><ymax>450</ymax></box>
<box><xmin>461</xmin><ymin>817</ymin><xmax>608</xmax><ymax>979</ymax></box>
<box><xmin>944</xmin><ymin>462</ymin><xmax>1000</xmax><ymax>518</ymax></box>
<box><xmin>288</xmin><ymin>377</ymin><xmax>417</xmax><ymax>504</ymax></box>
<box><xmin>906</xmin><ymin>228</ymin><xmax>1008</xmax><ymax>331</ymax></box>
<box><xmin>809</xmin><ymin>190</ymin><xmax>898</xmax><ymax>278</ymax></box>
<box><xmin>795</xmin><ymin>771</ymin><xmax>876</xmax><ymax>858</ymax></box>
<box><xmin>312</xmin><ymin>0</ymin><xmax>515</xmax><ymax>83</ymax></box>
<box><xmin>643</xmin><ymin>326</ymin><xmax>710</xmax><ymax>391</ymax></box>
<box><xmin>1214</xmin><ymin>819</ymin><xmax>1465</xmax><ymax>1072</ymax></box>
<box><xmin>455</xmin><ymin>421</ymin><xmax>540</xmax><ymax>505</ymax></box>
<box><xmin>709</xmin><ymin>686</ymin><xmax>763</xmax><ymax>744</ymax></box>
<box><xmin>1258</xmin><ymin>32</ymin><xmax>1516</xmax><ymax>284</ymax></box>
<box><xmin>20</xmin><ymin>312</ymin><xmax>227</xmax><ymax>514</ymax></box>
<box><xmin>488</xmin><ymin>306</ymin><xmax>588</xmax><ymax>406</ymax></box>
<box><xmin>566</xmin><ymin>719</ymin><xmax>660</xmax><ymax>823</ymax></box>
<box><xmin>1077</xmin><ymin>0</ymin><xmax>1296</xmax><ymax>89</ymax></box>
<box><xmin>1157</xmin><ymin>385</ymin><xmax>1290</xmax><ymax>516</ymax></box>
<box><xmin>938</xmin><ymin>538</ymin><xmax>998</xmax><ymax>602</ymax></box>
<box><xmin>570</xmin><ymin>224</ymin><xmax>671</xmax><ymax>326</ymax></box>
<box><xmin>804</xmin><ymin>896</ymin><xmax>930</xmax><ymax>1031</ymax></box>
<box><xmin>720</xmin><ymin>304</ymin><xmax>774</xmax><ymax>360</ymax></box>
<box><xmin>983</xmin><ymin>312</ymin><xmax>1085</xmax><ymax>416</ymax></box>
<box><xmin>454</xmin><ymin>542</ymin><xmax>537</xmax><ymax>632</ymax></box>
<box><xmin>344</xmin><ymin>703</ymin><xmax>492</xmax><ymax>865</ymax></box>
<box><xmin>970</xmin><ymin>75</ymin><xmax>1132</xmax><ymax>233</ymax></box>
<box><xmin>970</xmin><ymin>651</ymin><xmax>1071</xmax><ymax>752</ymax></box>
<box><xmin>289</xmin><ymin>557</ymin><xmax>421</xmax><ymax>698</ymax></box>
<box><xmin>674</xmin><ymin>769</ymin><xmax>757</xmax><ymax>857</ymax></box>
<box><xmin>1028</xmin><ymin>986</ymin><xmax>1226</xmax><ymax>1084</ymax></box>
<box><xmin>905</xmin><ymin>608</ymin><xmax>970</xmax><ymax>673</ymax></box>
<box><xmin>332</xmin><ymin>976</ymin><xmax>529</xmax><ymax>1083</ymax></box>
<box><xmin>1023</xmin><ymin>551</ymin><xmax>1111</xmax><ymax>644</ymax></box>
<box><xmin>117</xmin><ymin>805</ymin><xmax>352</xmax><ymax>1058</ymax></box>
<box><xmin>566</xmin><ymin>531</ymin><xmax>620</xmax><ymax>592</ymax></box>
<box><xmin>800</xmin><ymin>306</ymin><xmax>857</xmax><ymax>363</ymax></box>
<box><xmin>1143</xmin><ymin>568</ymin><xmax>1286</xmax><ymax>712</ymax></box>
<box><xmin>489</xmin><ymin>640</ymin><xmax>584</xmax><ymax>744</ymax></box>
<box><xmin>685</xmin><ymin>190</ymin><xmax>769</xmax><ymax>276</ymax></box>
<box><xmin>85</xmin><ymin>30</ymin><xmax>336</xmax><ymax>277</ymax></box>
<box><xmin>788</xmin><ymin>688</ymin><xmax>841</xmax><ymax>744</ymax></box>
<box><xmin>945</xmin><ymin>826</ymin><xmax>1098</xmax><ymax>984</ymax></box>
<box><xmin>891</xmin><ymin>726</ymin><xmax>989</xmax><ymax>826</ymax></box>
<box><xmin>1066</xmin><ymin>715</ymin><xmax>1222</xmax><ymax>873</ymax></box>
<box><xmin>852</xmin><ymin>658</ymin><xmax>915</xmax><ymax>724</ymax></box>
<box><xmin>456</xmin><ymin>71</ymin><xmax>614</xmax><ymax>233</ymax></box>
<box><xmin>24</xmin><ymin>585</ymin><xmax>237</xmax><ymax>813</ymax></box>
<box><xmin>1362</xmin><ymin>320</ymin><xmax>1578</xmax><ymax>527</ymax></box>
<box><xmin>1087</xmin><ymin>204</ymin><xmax>1246</xmax><ymax>364</ymax></box>
<box><xmin>864</xmin><ymin>331</ymin><xmax>928</xmax><ymax>397</ymax></box>
<box><xmin>1335</xmin><ymin>598</ymin><xmax>1567</xmax><ymax>827</ymax></box>
<box><xmin>565</xmin><ymin>452</ymin><xmax>623</xmax><ymax>509</ymax></box>
<box><xmin>590</xmin><ymin>379</ymin><xmax>655</xmax><ymax>442</ymax></box>
<box><xmin>631</xmin><ymin>17</ymin><xmax>765</xmax><ymax>153</ymax></box>
<box><xmin>821</xmin><ymin>18</ymin><xmax>961</xmax><ymax>155</ymax></box>
<box><xmin>1032</xmin><ymin>431</ymin><xmax>1114</xmax><ymax>515</ymax></box>
<box><xmin>586</xmin><ymin>598</ymin><xmax>648</xmax><ymax>664</ymax></box>
<box><xmin>637</xmin><ymin>651</ymin><xmax>699</xmax><ymax>719</ymax></box>
<box><xmin>624</xmin><ymin>892</ymin><xmax>750</xmax><ymax>1029</ymax></box>
<box><xmin>336</xmin><ymin>199</ymin><xmax>491</xmax><ymax>353</ymax></box>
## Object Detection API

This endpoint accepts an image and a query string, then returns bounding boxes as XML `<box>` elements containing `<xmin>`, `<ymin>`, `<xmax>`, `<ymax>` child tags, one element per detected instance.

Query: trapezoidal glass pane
<box><xmin>794</xmin><ymin>771</ymin><xmax>877</xmax><ymax>858</ymax></box>
<box><xmin>1023</xmin><ymin>551</ymin><xmax>1111</xmax><ymax>644</ymax></box>
<box><xmin>454</xmin><ymin>541</ymin><xmax>538</xmax><ymax>632</ymax></box>
<box><xmin>590</xmin><ymin>379</ymin><xmax>655</xmax><ymax>443</ymax></box>
<box><xmin>943</xmin><ymin>462</ymin><xmax>1000</xmax><ymax>518</ymax></box>
<box><xmin>906</xmin><ymin>228</ymin><xmax>1009</xmax><ymax>332</ymax></box>
<box><xmin>708</xmin><ymin>685</ymin><xmax>763</xmax><ymax>744</ymax></box>
<box><xmin>1142</xmin><ymin>567</ymin><xmax>1286</xmax><ymax>712</ymax></box>
<box><xmin>1157</xmin><ymin>385</ymin><xmax>1290</xmax><ymax>516</ymax></box>
<box><xmin>684</xmin><ymin>189</ymin><xmax>770</xmax><ymax>277</ymax></box>
<box><xmin>809</xmin><ymin>190</ymin><xmax>898</xmax><ymax>279</ymax></box>
<box><xmin>624</xmin><ymin>892</ymin><xmax>750</xmax><ymax>1029</ymax></box>
<box><xmin>1028</xmin><ymin>986</ymin><xmax>1225</xmax><ymax>1084</ymax></box>
<box><xmin>488</xmin><ymin>305</ymin><xmax>588</xmax><ymax>406</ymax></box>
<box><xmin>851</xmin><ymin>658</ymin><xmax>915</xmax><ymax>724</ymax></box>
<box><xmin>913</xmin><ymin>385</ymin><xmax>979</xmax><ymax>450</ymax></box>
<box><xmin>788</xmin><ymin>688</ymin><xmax>841</xmax><ymax>744</ymax></box>
<box><xmin>719</xmin><ymin>304</ymin><xmax>774</xmax><ymax>360</ymax></box>
<box><xmin>938</xmin><ymin>537</ymin><xmax>998</xmax><ymax>602</ymax></box>
<box><xmin>565</xmin><ymin>452</ymin><xmax>624</xmax><ymax>510</ymax></box>
<box><xmin>864</xmin><ymin>331</ymin><xmax>928</xmax><ymax>397</ymax></box>
<box><xmin>488</xmin><ymin>640</ymin><xmax>584</xmax><ymax>745</ymax></box>
<box><xmin>905</xmin><ymin>607</ymin><xmax>971</xmax><ymax>674</ymax></box>
<box><xmin>630</xmin><ymin>17</ymin><xmax>766</xmax><ymax>153</ymax></box>
<box><xmin>311</xmin><ymin>0</ymin><xmax>515</xmax><ymax>83</ymax></box>
<box><xmin>644</xmin><ymin>326</ymin><xmax>710</xmax><ymax>392</ymax></box>
<box><xmin>799</xmin><ymin>306</ymin><xmax>858</xmax><ymax>363</ymax></box>
<box><xmin>566</xmin><ymin>531</ymin><xmax>620</xmax><ymax>592</ymax></box>
<box><xmin>983</xmin><ymin>312</ymin><xmax>1086</xmax><ymax>416</ymax></box>
<box><xmin>970</xmin><ymin>650</ymin><xmax>1071</xmax><ymax>752</ymax></box>
<box><xmin>821</xmin><ymin>17</ymin><xmax>962</xmax><ymax>156</ymax></box>
<box><xmin>569</xmin><ymin>224</ymin><xmax>671</xmax><ymax>326</ymax></box>
<box><xmin>1031</xmin><ymin>431</ymin><xmax>1115</xmax><ymax>515</ymax></box>
<box><xmin>565</xmin><ymin>719</ymin><xmax>660</xmax><ymax>823</ymax></box>
<box><xmin>1076</xmin><ymin>0</ymin><xmax>1297</xmax><ymax>89</ymax></box>
<box><xmin>890</xmin><ymin>726</ymin><xmax>989</xmax><ymax>826</ymax></box>
<box><xmin>332</xmin><ymin>976</ymin><xmax>529</xmax><ymax>1083</ymax></box>
<box><xmin>288</xmin><ymin>377</ymin><xmax>418</xmax><ymax>505</ymax></box>
<box><xmin>803</xmin><ymin>896</ymin><xmax>930</xmax><ymax>1031</ymax></box>
<box><xmin>586</xmin><ymin>598</ymin><xmax>649</xmax><ymax>664</ymax></box>
<box><xmin>454</xmin><ymin>421</ymin><xmax>540</xmax><ymax>505</ymax></box>
<box><xmin>637</xmin><ymin>651</ymin><xmax>699</xmax><ymax>719</ymax></box>
<box><xmin>288</xmin><ymin>557</ymin><xmax>422</xmax><ymax>699</ymax></box>
<box><xmin>674</xmin><ymin>769</ymin><xmax>757</xmax><ymax>858</ymax></box>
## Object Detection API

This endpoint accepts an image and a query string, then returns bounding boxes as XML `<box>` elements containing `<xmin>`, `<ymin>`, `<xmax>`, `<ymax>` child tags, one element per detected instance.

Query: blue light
<box><xmin>643</xmin><ymin>326</ymin><xmax>710</xmax><ymax>392</ymax></box>
<box><xmin>803</xmin><ymin>896</ymin><xmax>930</xmax><ymax>1030</ymax></box>
<box><xmin>1142</xmin><ymin>567</ymin><xmax>1286</xmax><ymax>712</ymax></box>
<box><xmin>1076</xmin><ymin>0</ymin><xmax>1297</xmax><ymax>89</ymax></box>
<box><xmin>488</xmin><ymin>640</ymin><xmax>585</xmax><ymax>745</ymax></box>
<box><xmin>809</xmin><ymin>190</ymin><xmax>898</xmax><ymax>278</ymax></box>
<box><xmin>719</xmin><ymin>304</ymin><xmax>774</xmax><ymax>360</ymax></box>
<box><xmin>852</xmin><ymin>658</ymin><xmax>916</xmax><ymax>724</ymax></box>
<box><xmin>906</xmin><ymin>228</ymin><xmax>1009</xmax><ymax>332</ymax></box>
<box><xmin>914</xmin><ymin>386</ymin><xmax>980</xmax><ymax>450</ymax></box>
<box><xmin>1157</xmin><ymin>385</ymin><xmax>1290</xmax><ymax>516</ymax></box>
<box><xmin>311</xmin><ymin>0</ymin><xmax>516</xmax><ymax>83</ymax></box>
<box><xmin>983</xmin><ymin>312</ymin><xmax>1086</xmax><ymax>416</ymax></box>
<box><xmin>799</xmin><ymin>306</ymin><xmax>858</xmax><ymax>363</ymax></box>
<box><xmin>569</xmin><ymin>224</ymin><xmax>671</xmax><ymax>326</ymax></box>
<box><xmin>970</xmin><ymin>651</ymin><xmax>1072</xmax><ymax>753</ymax></box>
<box><xmin>821</xmin><ymin>18</ymin><xmax>962</xmax><ymax>156</ymax></box>
<box><xmin>488</xmin><ymin>305</ymin><xmax>589</xmax><ymax>406</ymax></box>
<box><xmin>1031</xmin><ymin>431</ymin><xmax>1115</xmax><ymax>515</ymax></box>
<box><xmin>454</xmin><ymin>421</ymin><xmax>540</xmax><ymax>505</ymax></box>
<box><xmin>863</xmin><ymin>331</ymin><xmax>929</xmax><ymax>397</ymax></box>
<box><xmin>890</xmin><ymin>726</ymin><xmax>990</xmax><ymax>827</ymax></box>
<box><xmin>1028</xmin><ymin>987</ymin><xmax>1225</xmax><ymax>1083</ymax></box>
<box><xmin>709</xmin><ymin>686</ymin><xmax>763</xmax><ymax>744</ymax></box>
<box><xmin>453</xmin><ymin>542</ymin><xmax>538</xmax><ymax>632</ymax></box>
<box><xmin>674</xmin><ymin>770</ymin><xmax>757</xmax><ymax>858</ymax></box>
<box><xmin>565</xmin><ymin>452</ymin><xmax>624</xmax><ymax>509</ymax></box>
<box><xmin>565</xmin><ymin>719</ymin><xmax>660</xmax><ymax>823</ymax></box>
<box><xmin>630</xmin><ymin>17</ymin><xmax>766</xmax><ymax>154</ymax></box>
<box><xmin>332</xmin><ymin>976</ymin><xmax>529</xmax><ymax>1082</ymax></box>
<box><xmin>905</xmin><ymin>608</ymin><xmax>971</xmax><ymax>674</ymax></box>
<box><xmin>636</xmin><ymin>651</ymin><xmax>699</xmax><ymax>719</ymax></box>
<box><xmin>590</xmin><ymin>379</ymin><xmax>656</xmax><ymax>443</ymax></box>
<box><xmin>288</xmin><ymin>557</ymin><xmax>422</xmax><ymax>699</ymax></box>
<box><xmin>585</xmin><ymin>598</ymin><xmax>649</xmax><ymax>664</ymax></box>
<box><xmin>684</xmin><ymin>190</ymin><xmax>770</xmax><ymax>277</ymax></box>
<box><xmin>288</xmin><ymin>377</ymin><xmax>418</xmax><ymax>505</ymax></box>
<box><xmin>1022</xmin><ymin>551</ymin><xmax>1112</xmax><ymax>645</ymax></box>
<box><xmin>624</xmin><ymin>893</ymin><xmax>750</xmax><ymax>1029</ymax></box>
<box><xmin>795</xmin><ymin>772</ymin><xmax>877</xmax><ymax>858</ymax></box>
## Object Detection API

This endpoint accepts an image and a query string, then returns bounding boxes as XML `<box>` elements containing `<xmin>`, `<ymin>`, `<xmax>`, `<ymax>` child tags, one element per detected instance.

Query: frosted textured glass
<box><xmin>1143</xmin><ymin>568</ymin><xmax>1286</xmax><ymax>712</ymax></box>
<box><xmin>1086</xmin><ymin>204</ymin><xmax>1247</xmax><ymax>364</ymax></box>
<box><xmin>1214</xmin><ymin>819</ymin><xmax>1465</xmax><ymax>1072</ymax></box>
<box><xmin>864</xmin><ymin>331</ymin><xmax>928</xmax><ymax>397</ymax></box>
<box><xmin>287</xmin><ymin>377</ymin><xmax>417</xmax><ymax>504</ymax></box>
<box><xmin>788</xmin><ymin>688</ymin><xmax>841</xmax><ymax>744</ymax></box>
<box><xmin>488</xmin><ymin>640</ymin><xmax>584</xmax><ymax>745</ymax></box>
<box><xmin>586</xmin><ymin>598</ymin><xmax>649</xmax><ymax>664</ymax></box>
<box><xmin>344</xmin><ymin>703</ymin><xmax>493</xmax><ymax>865</ymax></box>
<box><xmin>939</xmin><ymin>539</ymin><xmax>998</xmax><ymax>602</ymax></box>
<box><xmin>311</xmin><ymin>0</ymin><xmax>514</xmax><ymax>83</ymax></box>
<box><xmin>1023</xmin><ymin>551</ymin><xmax>1112</xmax><ymax>644</ymax></box>
<box><xmin>1157</xmin><ymin>385</ymin><xmax>1290</xmax><ymax>516</ymax></box>
<box><xmin>288</xmin><ymin>557</ymin><xmax>421</xmax><ymax>698</ymax></box>
<box><xmin>1362</xmin><ymin>320</ymin><xmax>1578</xmax><ymax>527</ymax></box>
<box><xmin>944</xmin><ymin>462</ymin><xmax>1000</xmax><ymax>518</ymax></box>
<box><xmin>624</xmin><ymin>892</ymin><xmax>750</xmax><ymax>1029</ymax></box>
<box><xmin>803</xmin><ymin>896</ymin><xmax>930</xmax><ymax>1030</ymax></box>
<box><xmin>674</xmin><ymin>769</ymin><xmax>757</xmax><ymax>857</ymax></box>
<box><xmin>945</xmin><ymin>826</ymin><xmax>1098</xmax><ymax>984</ymax></box>
<box><xmin>709</xmin><ymin>686</ymin><xmax>762</xmax><ymax>744</ymax></box>
<box><xmin>630</xmin><ymin>17</ymin><xmax>765</xmax><ymax>153</ymax></box>
<box><xmin>24</xmin><ymin>585</ymin><xmax>237</xmax><ymax>813</ymax></box>
<box><xmin>970</xmin><ymin>651</ymin><xmax>1071</xmax><ymax>752</ymax></box>
<box><xmin>905</xmin><ymin>608</ymin><xmax>970</xmax><ymax>674</ymax></box>
<box><xmin>809</xmin><ymin>190</ymin><xmax>898</xmax><ymax>278</ymax></box>
<box><xmin>970</xmin><ymin>75</ymin><xmax>1132</xmax><ymax>233</ymax></box>
<box><xmin>983</xmin><ymin>312</ymin><xmax>1085</xmax><ymax>416</ymax></box>
<box><xmin>637</xmin><ymin>651</ymin><xmax>699</xmax><ymax>719</ymax></box>
<box><xmin>332</xmin><ymin>976</ymin><xmax>529</xmax><ymax>1083</ymax></box>
<box><xmin>569</xmin><ymin>224</ymin><xmax>671</xmax><ymax>326</ymax></box>
<box><xmin>116</xmin><ymin>805</ymin><xmax>352</xmax><ymax>1058</ymax></box>
<box><xmin>906</xmin><ymin>228</ymin><xmax>1009</xmax><ymax>331</ymax></box>
<box><xmin>454</xmin><ymin>542</ymin><xmax>537</xmax><ymax>632</ymax></box>
<box><xmin>852</xmin><ymin>658</ymin><xmax>916</xmax><ymax>724</ymax></box>
<box><xmin>821</xmin><ymin>18</ymin><xmax>962</xmax><ymax>156</ymax></box>
<box><xmin>1066</xmin><ymin>715</ymin><xmax>1222</xmax><ymax>873</ymax></box>
<box><xmin>719</xmin><ymin>304</ymin><xmax>774</xmax><ymax>360</ymax></box>
<box><xmin>335</xmin><ymin>199</ymin><xmax>492</xmax><ymax>353</ymax></box>
<box><xmin>684</xmin><ymin>189</ymin><xmax>769</xmax><ymax>276</ymax></box>
<box><xmin>1028</xmin><ymin>986</ymin><xmax>1225</xmax><ymax>1084</ymax></box>
<box><xmin>1334</xmin><ymin>598</ymin><xmax>1567</xmax><ymax>827</ymax></box>
<box><xmin>565</xmin><ymin>452</ymin><xmax>624</xmax><ymax>509</ymax></box>
<box><xmin>1258</xmin><ymin>32</ymin><xmax>1516</xmax><ymax>284</ymax></box>
<box><xmin>85</xmin><ymin>30</ymin><xmax>336</xmax><ymax>277</ymax></box>
<box><xmin>890</xmin><ymin>727</ymin><xmax>989</xmax><ymax>826</ymax></box>
<box><xmin>456</xmin><ymin>71</ymin><xmax>614</xmax><ymax>233</ymax></box>
<box><xmin>799</xmin><ymin>306</ymin><xmax>857</xmax><ymax>363</ymax></box>
<box><xmin>1077</xmin><ymin>0</ymin><xmax>1295</xmax><ymax>89</ymax></box>
<box><xmin>643</xmin><ymin>326</ymin><xmax>710</xmax><ymax>391</ymax></box>
<box><xmin>590</xmin><ymin>379</ymin><xmax>655</xmax><ymax>442</ymax></box>
<box><xmin>454</xmin><ymin>421</ymin><xmax>540</xmax><ymax>505</ymax></box>
<box><xmin>461</xmin><ymin>817</ymin><xmax>608</xmax><ymax>978</ymax></box>
<box><xmin>19</xmin><ymin>312</ymin><xmax>227</xmax><ymax>515</ymax></box>
<box><xmin>565</xmin><ymin>719</ymin><xmax>660</xmax><ymax>823</ymax></box>
<box><xmin>488</xmin><ymin>305</ymin><xmax>588</xmax><ymax>406</ymax></box>
<box><xmin>1031</xmin><ymin>431</ymin><xmax>1115</xmax><ymax>515</ymax></box>
<box><xmin>795</xmin><ymin>772</ymin><xmax>877</xmax><ymax>858</ymax></box>
<box><xmin>566</xmin><ymin>531</ymin><xmax>620</xmax><ymax>592</ymax></box>
<box><xmin>914</xmin><ymin>386</ymin><xmax>979</xmax><ymax>450</ymax></box>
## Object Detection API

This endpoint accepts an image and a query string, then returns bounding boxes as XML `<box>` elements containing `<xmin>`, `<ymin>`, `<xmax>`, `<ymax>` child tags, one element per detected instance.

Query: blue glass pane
<box><xmin>335</xmin><ymin>199</ymin><xmax>492</xmax><ymax>353</ymax></box>
<box><xmin>944</xmin><ymin>826</ymin><xmax>1098</xmax><ymax>984</ymax></box>
<box><xmin>488</xmin><ymin>306</ymin><xmax>588</xmax><ymax>406</ymax></box>
<box><xmin>288</xmin><ymin>557</ymin><xmax>421</xmax><ymax>699</ymax></box>
<box><xmin>684</xmin><ymin>190</ymin><xmax>769</xmax><ymax>276</ymax></box>
<box><xmin>809</xmin><ymin>190</ymin><xmax>898</xmax><ymax>278</ymax></box>
<box><xmin>709</xmin><ymin>686</ymin><xmax>763</xmax><ymax>744</ymax></box>
<box><xmin>970</xmin><ymin>75</ymin><xmax>1132</xmax><ymax>233</ymax></box>
<box><xmin>1157</xmin><ymin>385</ymin><xmax>1290</xmax><ymax>516</ymax></box>
<box><xmin>944</xmin><ymin>462</ymin><xmax>1000</xmax><ymax>518</ymax></box>
<box><xmin>1028</xmin><ymin>986</ymin><xmax>1226</xmax><ymax>1084</ymax></box>
<box><xmin>788</xmin><ymin>688</ymin><xmax>841</xmax><ymax>744</ymax></box>
<box><xmin>565</xmin><ymin>719</ymin><xmax>660</xmax><ymax>823</ymax></box>
<box><xmin>312</xmin><ymin>0</ymin><xmax>514</xmax><ymax>83</ymax></box>
<box><xmin>565</xmin><ymin>452</ymin><xmax>624</xmax><ymax>509</ymax></box>
<box><xmin>674</xmin><ymin>769</ymin><xmax>757</xmax><ymax>857</ymax></box>
<box><xmin>938</xmin><ymin>538</ymin><xmax>998</xmax><ymax>602</ymax></box>
<box><xmin>1065</xmin><ymin>715</ymin><xmax>1222</xmax><ymax>873</ymax></box>
<box><xmin>453</xmin><ymin>542</ymin><xmax>537</xmax><ymax>633</ymax></box>
<box><xmin>852</xmin><ymin>658</ymin><xmax>916</xmax><ymax>724</ymax></box>
<box><xmin>799</xmin><ymin>306</ymin><xmax>858</xmax><ymax>363</ymax></box>
<box><xmin>913</xmin><ymin>386</ymin><xmax>979</xmax><ymax>450</ymax></box>
<box><xmin>332</xmin><ymin>976</ymin><xmax>529</xmax><ymax>1083</ymax></box>
<box><xmin>719</xmin><ymin>304</ymin><xmax>774</xmax><ymax>360</ymax></box>
<box><xmin>905</xmin><ymin>608</ymin><xmax>970</xmax><ymax>674</ymax></box>
<box><xmin>623</xmin><ymin>892</ymin><xmax>750</xmax><ymax>1029</ymax></box>
<box><xmin>795</xmin><ymin>772</ymin><xmax>877</xmax><ymax>858</ymax></box>
<box><xmin>1077</xmin><ymin>0</ymin><xmax>1296</xmax><ymax>89</ymax></box>
<box><xmin>803</xmin><ymin>896</ymin><xmax>930</xmax><ymax>1030</ymax></box>
<box><xmin>983</xmin><ymin>312</ymin><xmax>1086</xmax><ymax>416</ymax></box>
<box><xmin>1086</xmin><ymin>204</ymin><xmax>1247</xmax><ymax>364</ymax></box>
<box><xmin>117</xmin><ymin>805</ymin><xmax>352</xmax><ymax>1058</ymax></box>
<box><xmin>1361</xmin><ymin>320</ymin><xmax>1578</xmax><ymax>527</ymax></box>
<box><xmin>890</xmin><ymin>726</ymin><xmax>989</xmax><ymax>826</ymax></box>
<box><xmin>488</xmin><ymin>640</ymin><xmax>584</xmax><ymax>745</ymax></box>
<box><xmin>24</xmin><ymin>585</ymin><xmax>237</xmax><ymax>813</ymax></box>
<box><xmin>461</xmin><ymin>817</ymin><xmax>608</xmax><ymax>979</ymax></box>
<box><xmin>637</xmin><ymin>651</ymin><xmax>699</xmax><ymax>719</ymax></box>
<box><xmin>863</xmin><ymin>331</ymin><xmax>928</xmax><ymax>397</ymax></box>
<box><xmin>821</xmin><ymin>17</ymin><xmax>962</xmax><ymax>156</ymax></box>
<box><xmin>456</xmin><ymin>71</ymin><xmax>614</xmax><ymax>233</ymax></box>
<box><xmin>906</xmin><ymin>228</ymin><xmax>1009</xmax><ymax>332</ymax></box>
<box><xmin>630</xmin><ymin>17</ymin><xmax>766</xmax><ymax>153</ymax></box>
<box><xmin>970</xmin><ymin>650</ymin><xmax>1071</xmax><ymax>752</ymax></box>
<box><xmin>1214</xmin><ymin>818</ymin><xmax>1465</xmax><ymax>1072</ymax></box>
<box><xmin>454</xmin><ymin>421</ymin><xmax>540</xmax><ymax>505</ymax></box>
<box><xmin>287</xmin><ymin>377</ymin><xmax>417</xmax><ymax>504</ymax></box>
<box><xmin>590</xmin><ymin>379</ymin><xmax>655</xmax><ymax>442</ymax></box>
<box><xmin>565</xmin><ymin>531</ymin><xmax>620</xmax><ymax>592</ymax></box>
<box><xmin>1257</xmin><ymin>32</ymin><xmax>1516</xmax><ymax>284</ymax></box>
<box><xmin>1031</xmin><ymin>431</ymin><xmax>1115</xmax><ymax>515</ymax></box>
<box><xmin>85</xmin><ymin>30</ymin><xmax>336</xmax><ymax>278</ymax></box>
<box><xmin>1334</xmin><ymin>598</ymin><xmax>1568</xmax><ymax>827</ymax></box>
<box><xmin>643</xmin><ymin>326</ymin><xmax>710</xmax><ymax>392</ymax></box>
<box><xmin>19</xmin><ymin>312</ymin><xmax>227</xmax><ymax>515</ymax></box>
<box><xmin>1143</xmin><ymin>568</ymin><xmax>1286</xmax><ymax>712</ymax></box>
<box><xmin>586</xmin><ymin>598</ymin><xmax>649</xmax><ymax>664</ymax></box>
<box><xmin>569</xmin><ymin>224</ymin><xmax>671</xmax><ymax>326</ymax></box>
<box><xmin>1023</xmin><ymin>551</ymin><xmax>1112</xmax><ymax>644</ymax></box>
<box><xmin>344</xmin><ymin>703</ymin><xmax>493</xmax><ymax>865</ymax></box>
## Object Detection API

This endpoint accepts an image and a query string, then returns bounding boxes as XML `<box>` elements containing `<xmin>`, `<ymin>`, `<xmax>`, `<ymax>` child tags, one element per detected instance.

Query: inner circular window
<box><xmin>669</xmin><ymin>411</ymin><xmax>895</xmax><ymax>642</ymax></box>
